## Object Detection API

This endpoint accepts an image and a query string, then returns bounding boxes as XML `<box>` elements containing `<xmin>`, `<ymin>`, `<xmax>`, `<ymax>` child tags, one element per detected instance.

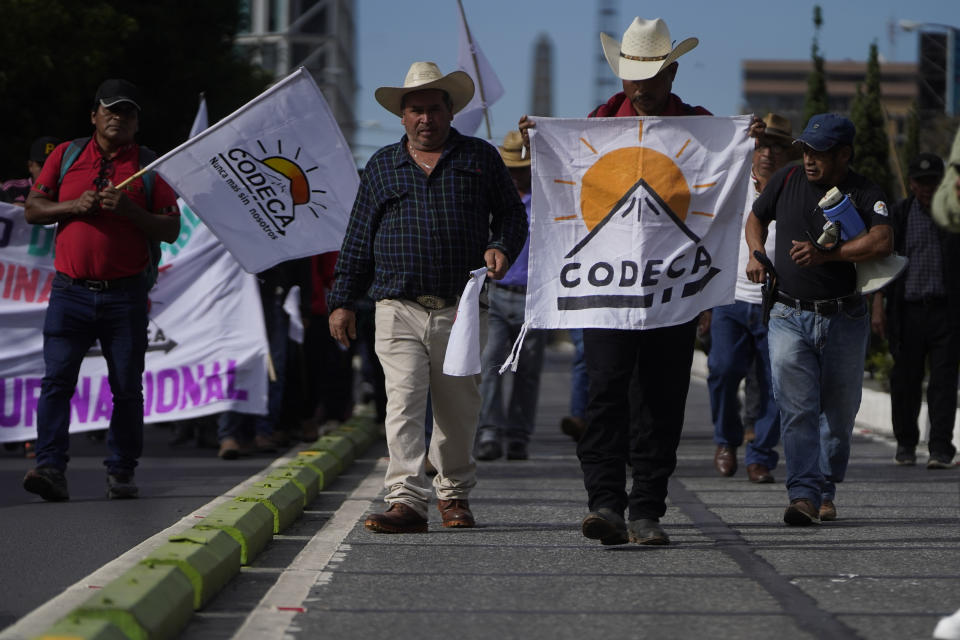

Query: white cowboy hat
<box><xmin>600</xmin><ymin>17</ymin><xmax>698</xmax><ymax>81</ymax></box>
<box><xmin>375</xmin><ymin>61</ymin><xmax>475</xmax><ymax>117</ymax></box>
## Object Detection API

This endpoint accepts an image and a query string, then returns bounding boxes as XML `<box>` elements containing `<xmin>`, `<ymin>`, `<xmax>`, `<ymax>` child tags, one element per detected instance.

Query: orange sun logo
<box><xmin>256</xmin><ymin>139</ymin><xmax>328</xmax><ymax>218</ymax></box>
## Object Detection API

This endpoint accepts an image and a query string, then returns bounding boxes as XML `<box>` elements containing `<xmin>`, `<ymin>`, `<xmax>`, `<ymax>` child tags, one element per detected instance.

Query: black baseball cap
<box><xmin>29</xmin><ymin>136</ymin><xmax>60</xmax><ymax>163</ymax></box>
<box><xmin>907</xmin><ymin>152</ymin><xmax>944</xmax><ymax>179</ymax></box>
<box><xmin>94</xmin><ymin>78</ymin><xmax>141</xmax><ymax>111</ymax></box>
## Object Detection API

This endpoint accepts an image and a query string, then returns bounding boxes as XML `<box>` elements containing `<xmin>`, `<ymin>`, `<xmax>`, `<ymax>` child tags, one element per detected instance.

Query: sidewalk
<box><xmin>275</xmin><ymin>345</ymin><xmax>959</xmax><ymax>640</ymax></box>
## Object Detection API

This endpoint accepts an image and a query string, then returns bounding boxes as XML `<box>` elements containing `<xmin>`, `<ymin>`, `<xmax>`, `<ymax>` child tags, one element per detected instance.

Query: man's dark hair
<box><xmin>400</xmin><ymin>90</ymin><xmax>453</xmax><ymax>112</ymax></box>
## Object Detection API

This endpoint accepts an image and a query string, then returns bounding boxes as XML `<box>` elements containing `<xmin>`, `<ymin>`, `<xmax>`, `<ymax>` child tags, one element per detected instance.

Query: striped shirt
<box><xmin>328</xmin><ymin>128</ymin><xmax>527</xmax><ymax>310</ymax></box>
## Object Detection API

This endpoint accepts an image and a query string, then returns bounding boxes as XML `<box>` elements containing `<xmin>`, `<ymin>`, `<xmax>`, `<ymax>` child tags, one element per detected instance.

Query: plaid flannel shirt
<box><xmin>328</xmin><ymin>128</ymin><xmax>527</xmax><ymax>310</ymax></box>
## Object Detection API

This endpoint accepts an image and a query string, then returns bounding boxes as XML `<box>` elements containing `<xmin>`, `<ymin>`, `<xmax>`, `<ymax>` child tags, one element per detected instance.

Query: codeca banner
<box><xmin>0</xmin><ymin>201</ymin><xmax>268</xmax><ymax>442</ymax></box>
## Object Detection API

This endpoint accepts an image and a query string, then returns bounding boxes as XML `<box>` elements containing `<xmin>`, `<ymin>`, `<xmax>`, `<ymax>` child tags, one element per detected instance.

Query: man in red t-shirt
<box><xmin>520</xmin><ymin>17</ymin><xmax>763</xmax><ymax>547</ymax></box>
<box><xmin>22</xmin><ymin>78</ymin><xmax>180</xmax><ymax>502</ymax></box>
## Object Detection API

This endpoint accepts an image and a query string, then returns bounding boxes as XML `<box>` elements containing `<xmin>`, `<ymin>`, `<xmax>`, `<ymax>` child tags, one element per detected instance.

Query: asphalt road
<box><xmin>3</xmin><ymin>344</ymin><xmax>959</xmax><ymax>640</ymax></box>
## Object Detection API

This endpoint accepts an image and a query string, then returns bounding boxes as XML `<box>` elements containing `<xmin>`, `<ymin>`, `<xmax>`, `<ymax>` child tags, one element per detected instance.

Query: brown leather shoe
<box><xmin>364</xmin><ymin>503</ymin><xmax>428</xmax><ymax>534</ymax></box>
<box><xmin>218</xmin><ymin>437</ymin><xmax>241</xmax><ymax>460</ymax></box>
<box><xmin>714</xmin><ymin>445</ymin><xmax>737</xmax><ymax>477</ymax></box>
<box><xmin>747</xmin><ymin>463</ymin><xmax>774</xmax><ymax>484</ymax></box>
<box><xmin>783</xmin><ymin>498</ymin><xmax>821</xmax><ymax>526</ymax></box>
<box><xmin>819</xmin><ymin>500</ymin><xmax>837</xmax><ymax>521</ymax></box>
<box><xmin>437</xmin><ymin>499</ymin><xmax>475</xmax><ymax>528</ymax></box>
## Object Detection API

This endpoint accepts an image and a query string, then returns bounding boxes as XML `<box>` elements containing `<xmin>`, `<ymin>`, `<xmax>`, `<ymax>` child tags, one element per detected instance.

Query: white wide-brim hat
<box><xmin>600</xmin><ymin>17</ymin><xmax>698</xmax><ymax>81</ymax></box>
<box><xmin>375</xmin><ymin>61</ymin><xmax>475</xmax><ymax>117</ymax></box>
<box><xmin>857</xmin><ymin>254</ymin><xmax>908</xmax><ymax>294</ymax></box>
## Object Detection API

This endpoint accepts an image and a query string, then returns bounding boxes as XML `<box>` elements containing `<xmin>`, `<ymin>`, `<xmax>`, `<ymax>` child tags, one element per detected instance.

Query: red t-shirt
<box><xmin>32</xmin><ymin>139</ymin><xmax>180</xmax><ymax>280</ymax></box>
<box><xmin>589</xmin><ymin>92</ymin><xmax>712</xmax><ymax>118</ymax></box>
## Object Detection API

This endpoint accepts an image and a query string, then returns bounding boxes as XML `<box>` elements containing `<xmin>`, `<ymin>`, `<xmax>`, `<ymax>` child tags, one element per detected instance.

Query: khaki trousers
<box><xmin>374</xmin><ymin>298</ymin><xmax>487</xmax><ymax>517</ymax></box>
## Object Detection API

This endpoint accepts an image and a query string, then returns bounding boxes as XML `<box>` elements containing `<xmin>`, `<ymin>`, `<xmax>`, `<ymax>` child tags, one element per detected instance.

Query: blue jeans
<box><xmin>36</xmin><ymin>273</ymin><xmax>149</xmax><ymax>475</ymax></box>
<box><xmin>477</xmin><ymin>285</ymin><xmax>546</xmax><ymax>444</ymax></box>
<box><xmin>767</xmin><ymin>299</ymin><xmax>869</xmax><ymax>507</ymax></box>
<box><xmin>569</xmin><ymin>328</ymin><xmax>588</xmax><ymax>419</ymax></box>
<box><xmin>707</xmin><ymin>301</ymin><xmax>780</xmax><ymax>469</ymax></box>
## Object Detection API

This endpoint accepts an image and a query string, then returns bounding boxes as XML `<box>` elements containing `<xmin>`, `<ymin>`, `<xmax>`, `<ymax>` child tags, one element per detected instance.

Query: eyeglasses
<box><xmin>94</xmin><ymin>156</ymin><xmax>113</xmax><ymax>191</ymax></box>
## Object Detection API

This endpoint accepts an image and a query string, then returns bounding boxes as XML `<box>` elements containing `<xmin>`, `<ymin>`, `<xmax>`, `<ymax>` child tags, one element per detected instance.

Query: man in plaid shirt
<box><xmin>328</xmin><ymin>62</ymin><xmax>527</xmax><ymax>534</ymax></box>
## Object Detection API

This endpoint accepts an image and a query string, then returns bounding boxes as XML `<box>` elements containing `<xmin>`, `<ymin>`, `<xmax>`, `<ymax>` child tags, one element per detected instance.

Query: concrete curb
<box><xmin>293</xmin><ymin>450</ymin><xmax>341</xmax><ymax>488</ymax></box>
<box><xmin>68</xmin><ymin>563</ymin><xmax>194</xmax><ymax>640</ymax></box>
<box><xmin>26</xmin><ymin>414</ymin><xmax>382</xmax><ymax>640</ymax></box>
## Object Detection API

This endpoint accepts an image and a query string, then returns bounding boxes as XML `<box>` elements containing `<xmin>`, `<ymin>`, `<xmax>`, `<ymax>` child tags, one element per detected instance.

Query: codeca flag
<box><xmin>526</xmin><ymin>115</ymin><xmax>754</xmax><ymax>330</ymax></box>
<box><xmin>147</xmin><ymin>68</ymin><xmax>359</xmax><ymax>273</ymax></box>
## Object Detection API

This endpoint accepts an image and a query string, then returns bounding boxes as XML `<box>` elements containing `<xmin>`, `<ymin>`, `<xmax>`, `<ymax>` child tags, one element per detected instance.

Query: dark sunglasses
<box><xmin>94</xmin><ymin>157</ymin><xmax>113</xmax><ymax>191</ymax></box>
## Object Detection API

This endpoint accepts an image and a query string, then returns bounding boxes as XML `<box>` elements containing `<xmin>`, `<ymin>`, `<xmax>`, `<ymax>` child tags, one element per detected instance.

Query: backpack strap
<box><xmin>59</xmin><ymin>137</ymin><xmax>91</xmax><ymax>183</ymax></box>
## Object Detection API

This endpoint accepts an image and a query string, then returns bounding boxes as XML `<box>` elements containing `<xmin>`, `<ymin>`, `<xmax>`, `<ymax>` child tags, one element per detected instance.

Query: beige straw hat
<box><xmin>375</xmin><ymin>61</ymin><xmax>475</xmax><ymax>117</ymax></box>
<box><xmin>498</xmin><ymin>130</ymin><xmax>529</xmax><ymax>168</ymax></box>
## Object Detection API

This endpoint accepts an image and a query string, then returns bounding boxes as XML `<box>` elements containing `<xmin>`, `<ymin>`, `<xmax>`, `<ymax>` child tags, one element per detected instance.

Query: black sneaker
<box><xmin>581</xmin><ymin>508</ymin><xmax>629</xmax><ymax>545</ymax></box>
<box><xmin>894</xmin><ymin>446</ymin><xmax>916</xmax><ymax>466</ymax></box>
<box><xmin>506</xmin><ymin>441</ymin><xmax>528</xmax><ymax>460</ymax></box>
<box><xmin>927</xmin><ymin>454</ymin><xmax>955</xmax><ymax>470</ymax></box>
<box><xmin>106</xmin><ymin>473</ymin><xmax>139</xmax><ymax>499</ymax></box>
<box><xmin>23</xmin><ymin>466</ymin><xmax>69</xmax><ymax>502</ymax></box>
<box><xmin>475</xmin><ymin>440</ymin><xmax>502</xmax><ymax>461</ymax></box>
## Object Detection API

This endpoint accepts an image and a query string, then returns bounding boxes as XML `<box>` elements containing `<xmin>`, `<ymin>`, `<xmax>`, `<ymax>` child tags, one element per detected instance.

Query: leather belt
<box><xmin>56</xmin><ymin>271</ymin><xmax>143</xmax><ymax>292</ymax></box>
<box><xmin>905</xmin><ymin>295</ymin><xmax>947</xmax><ymax>306</ymax></box>
<box><xmin>413</xmin><ymin>294</ymin><xmax>458</xmax><ymax>310</ymax></box>
<box><xmin>492</xmin><ymin>282</ymin><xmax>526</xmax><ymax>294</ymax></box>
<box><xmin>775</xmin><ymin>290</ymin><xmax>862</xmax><ymax>316</ymax></box>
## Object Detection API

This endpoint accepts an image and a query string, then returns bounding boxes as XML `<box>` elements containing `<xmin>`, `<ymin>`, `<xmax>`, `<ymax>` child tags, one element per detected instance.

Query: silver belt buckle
<box><xmin>86</xmin><ymin>280</ymin><xmax>108</xmax><ymax>292</ymax></box>
<box><xmin>416</xmin><ymin>295</ymin><xmax>446</xmax><ymax>310</ymax></box>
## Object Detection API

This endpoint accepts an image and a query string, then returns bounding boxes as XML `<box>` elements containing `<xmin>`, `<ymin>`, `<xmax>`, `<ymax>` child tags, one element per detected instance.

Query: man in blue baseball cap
<box><xmin>744</xmin><ymin>113</ymin><xmax>893</xmax><ymax>526</ymax></box>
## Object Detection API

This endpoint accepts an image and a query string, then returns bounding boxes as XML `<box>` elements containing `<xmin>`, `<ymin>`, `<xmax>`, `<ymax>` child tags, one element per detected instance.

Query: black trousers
<box><xmin>579</xmin><ymin>319</ymin><xmax>697</xmax><ymax>521</ymax></box>
<box><xmin>889</xmin><ymin>300</ymin><xmax>960</xmax><ymax>458</ymax></box>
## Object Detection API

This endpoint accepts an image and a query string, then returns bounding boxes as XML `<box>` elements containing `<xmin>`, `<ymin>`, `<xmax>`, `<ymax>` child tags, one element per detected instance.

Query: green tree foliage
<box><xmin>901</xmin><ymin>101</ymin><xmax>920</xmax><ymax>179</ymax></box>
<box><xmin>0</xmin><ymin>0</ymin><xmax>272</xmax><ymax>178</ymax></box>
<box><xmin>851</xmin><ymin>42</ymin><xmax>895</xmax><ymax>199</ymax></box>
<box><xmin>803</xmin><ymin>5</ymin><xmax>829</xmax><ymax>126</ymax></box>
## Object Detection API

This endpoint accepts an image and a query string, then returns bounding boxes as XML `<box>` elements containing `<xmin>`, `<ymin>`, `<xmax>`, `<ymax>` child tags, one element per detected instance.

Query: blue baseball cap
<box><xmin>795</xmin><ymin>113</ymin><xmax>855</xmax><ymax>151</ymax></box>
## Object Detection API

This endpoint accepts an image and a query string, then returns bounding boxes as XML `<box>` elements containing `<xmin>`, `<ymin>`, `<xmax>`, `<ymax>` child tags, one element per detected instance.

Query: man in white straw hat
<box><xmin>474</xmin><ymin>130</ymin><xmax>546</xmax><ymax>463</ymax></box>
<box><xmin>518</xmin><ymin>16</ymin><xmax>717</xmax><ymax>548</ymax></box>
<box><xmin>328</xmin><ymin>61</ymin><xmax>527</xmax><ymax>534</ymax></box>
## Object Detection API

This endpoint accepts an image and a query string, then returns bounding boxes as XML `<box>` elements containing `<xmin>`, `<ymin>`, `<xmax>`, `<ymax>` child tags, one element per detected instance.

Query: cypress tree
<box><xmin>851</xmin><ymin>42</ymin><xmax>895</xmax><ymax>199</ymax></box>
<box><xmin>803</xmin><ymin>5</ymin><xmax>829</xmax><ymax>125</ymax></box>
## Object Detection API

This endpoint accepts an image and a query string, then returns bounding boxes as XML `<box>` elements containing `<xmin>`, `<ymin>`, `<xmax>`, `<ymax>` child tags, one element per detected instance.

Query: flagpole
<box><xmin>457</xmin><ymin>0</ymin><xmax>492</xmax><ymax>140</ymax></box>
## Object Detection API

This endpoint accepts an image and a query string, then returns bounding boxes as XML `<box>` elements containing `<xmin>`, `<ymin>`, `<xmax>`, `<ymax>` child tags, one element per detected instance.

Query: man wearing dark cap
<box><xmin>873</xmin><ymin>152</ymin><xmax>959</xmax><ymax>470</ymax></box>
<box><xmin>1</xmin><ymin>136</ymin><xmax>61</xmax><ymax>204</ymax></box>
<box><xmin>22</xmin><ymin>78</ymin><xmax>181</xmax><ymax>501</ymax></box>
<box><xmin>746</xmin><ymin>113</ymin><xmax>893</xmax><ymax>525</ymax></box>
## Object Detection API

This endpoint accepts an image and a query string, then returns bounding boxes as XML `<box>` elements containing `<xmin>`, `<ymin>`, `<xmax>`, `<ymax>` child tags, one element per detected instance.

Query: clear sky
<box><xmin>352</xmin><ymin>0</ymin><xmax>957</xmax><ymax>164</ymax></box>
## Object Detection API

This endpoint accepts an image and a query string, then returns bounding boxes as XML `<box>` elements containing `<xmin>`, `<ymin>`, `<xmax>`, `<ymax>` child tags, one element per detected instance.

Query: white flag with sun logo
<box><xmin>144</xmin><ymin>68</ymin><xmax>359</xmax><ymax>273</ymax></box>
<box><xmin>526</xmin><ymin>115</ymin><xmax>754</xmax><ymax>331</ymax></box>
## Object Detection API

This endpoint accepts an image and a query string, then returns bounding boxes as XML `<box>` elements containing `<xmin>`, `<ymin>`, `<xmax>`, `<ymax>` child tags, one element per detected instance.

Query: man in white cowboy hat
<box><xmin>746</xmin><ymin>113</ymin><xmax>893</xmax><ymax>525</ymax></box>
<box><xmin>328</xmin><ymin>61</ymin><xmax>527</xmax><ymax>534</ymax></box>
<box><xmin>518</xmin><ymin>16</ymin><xmax>718</xmax><ymax>547</ymax></box>
<box><xmin>474</xmin><ymin>130</ymin><xmax>547</xmax><ymax>463</ymax></box>
<box><xmin>703</xmin><ymin>113</ymin><xmax>796</xmax><ymax>485</ymax></box>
